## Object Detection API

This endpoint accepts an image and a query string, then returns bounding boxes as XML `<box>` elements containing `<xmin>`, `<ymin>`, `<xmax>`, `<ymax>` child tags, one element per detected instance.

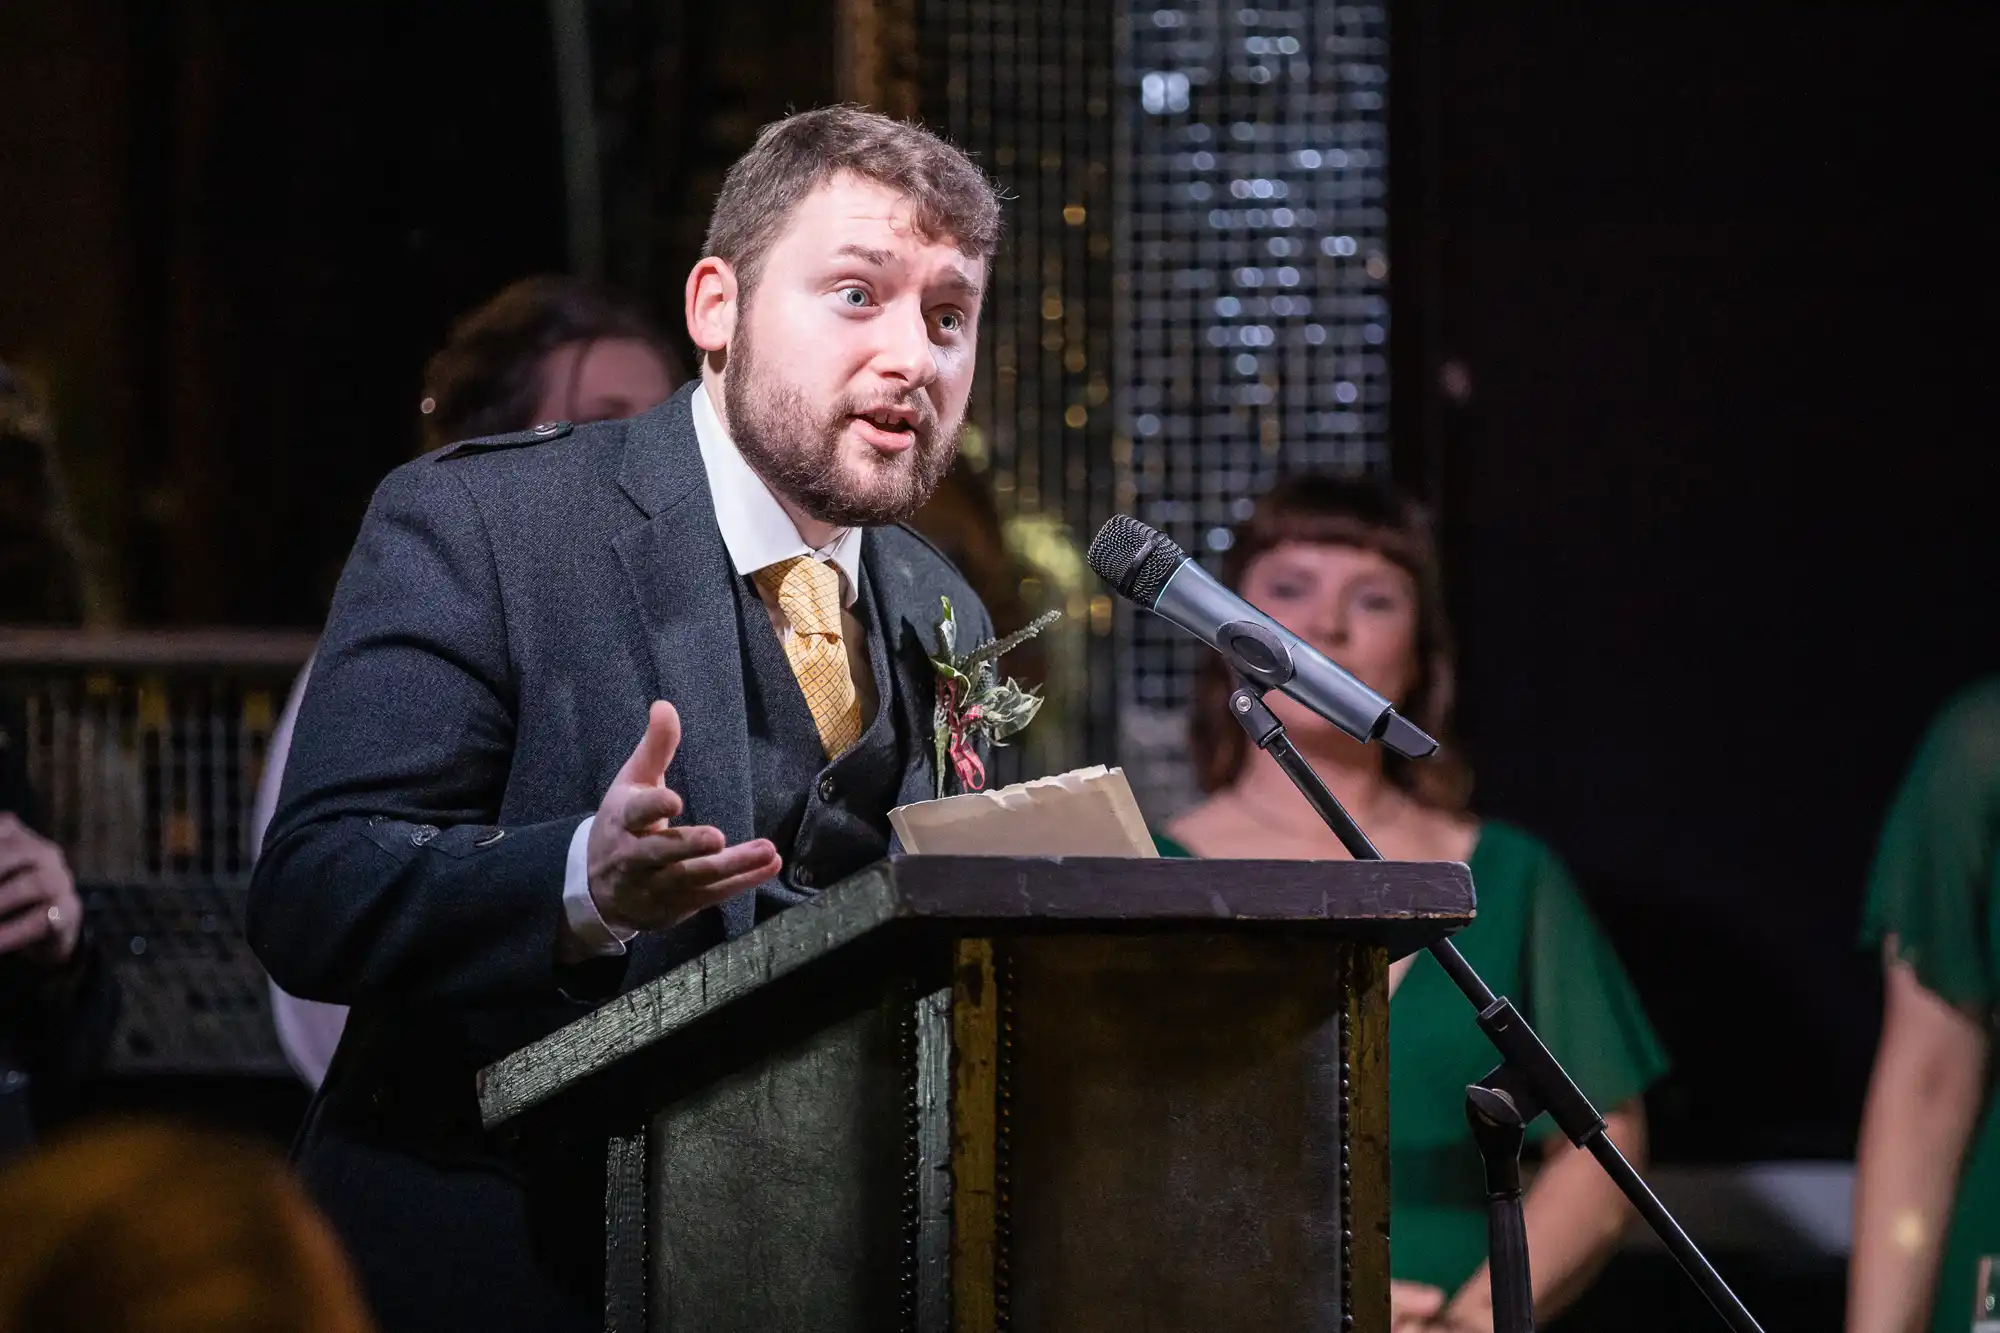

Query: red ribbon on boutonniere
<box><xmin>928</xmin><ymin>597</ymin><xmax>1062</xmax><ymax>799</ymax></box>
<box><xmin>935</xmin><ymin>673</ymin><xmax>988</xmax><ymax>793</ymax></box>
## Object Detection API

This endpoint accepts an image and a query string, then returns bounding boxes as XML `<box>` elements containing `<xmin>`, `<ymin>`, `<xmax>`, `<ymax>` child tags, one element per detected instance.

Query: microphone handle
<box><xmin>1153</xmin><ymin>557</ymin><xmax>1394</xmax><ymax>745</ymax></box>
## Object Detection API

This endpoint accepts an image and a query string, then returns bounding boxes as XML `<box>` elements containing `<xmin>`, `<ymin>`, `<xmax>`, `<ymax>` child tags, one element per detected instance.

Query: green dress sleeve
<box><xmin>1509</xmin><ymin>830</ymin><xmax>1672</xmax><ymax>1139</ymax></box>
<box><xmin>1860</xmin><ymin>680</ymin><xmax>2000</xmax><ymax>1012</ymax></box>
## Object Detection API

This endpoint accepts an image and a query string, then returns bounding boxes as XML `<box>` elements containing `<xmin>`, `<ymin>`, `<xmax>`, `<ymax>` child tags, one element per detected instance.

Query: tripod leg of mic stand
<box><xmin>1468</xmin><ymin>1079</ymin><xmax>1537</xmax><ymax>1333</ymax></box>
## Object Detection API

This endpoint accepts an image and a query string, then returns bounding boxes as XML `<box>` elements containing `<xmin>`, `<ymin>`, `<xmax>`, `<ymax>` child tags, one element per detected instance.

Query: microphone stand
<box><xmin>1222</xmin><ymin>675</ymin><xmax>1764</xmax><ymax>1333</ymax></box>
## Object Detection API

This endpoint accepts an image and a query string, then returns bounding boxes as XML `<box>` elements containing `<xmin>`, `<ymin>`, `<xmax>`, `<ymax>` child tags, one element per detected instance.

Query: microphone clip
<box><xmin>1216</xmin><ymin>619</ymin><xmax>1295</xmax><ymax>691</ymax></box>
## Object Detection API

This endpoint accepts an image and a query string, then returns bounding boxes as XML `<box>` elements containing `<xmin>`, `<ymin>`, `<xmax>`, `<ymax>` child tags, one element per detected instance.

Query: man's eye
<box><xmin>937</xmin><ymin>310</ymin><xmax>964</xmax><ymax>334</ymax></box>
<box><xmin>838</xmin><ymin>287</ymin><xmax>871</xmax><ymax>308</ymax></box>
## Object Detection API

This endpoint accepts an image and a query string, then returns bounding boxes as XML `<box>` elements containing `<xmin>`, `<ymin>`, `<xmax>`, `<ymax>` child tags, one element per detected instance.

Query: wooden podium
<box><xmin>478</xmin><ymin>856</ymin><xmax>1474</xmax><ymax>1332</ymax></box>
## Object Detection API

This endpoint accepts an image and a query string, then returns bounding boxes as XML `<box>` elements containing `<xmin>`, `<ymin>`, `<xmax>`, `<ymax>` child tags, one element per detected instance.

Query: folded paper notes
<box><xmin>888</xmin><ymin>765</ymin><xmax>1159</xmax><ymax>857</ymax></box>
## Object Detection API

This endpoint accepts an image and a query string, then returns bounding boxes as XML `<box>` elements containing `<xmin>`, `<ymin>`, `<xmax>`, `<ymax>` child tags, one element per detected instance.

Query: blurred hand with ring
<box><xmin>0</xmin><ymin>812</ymin><xmax>81</xmax><ymax>966</ymax></box>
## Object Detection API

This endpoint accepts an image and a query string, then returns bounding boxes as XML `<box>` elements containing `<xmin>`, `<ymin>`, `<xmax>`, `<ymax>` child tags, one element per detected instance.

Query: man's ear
<box><xmin>685</xmin><ymin>257</ymin><xmax>739</xmax><ymax>355</ymax></box>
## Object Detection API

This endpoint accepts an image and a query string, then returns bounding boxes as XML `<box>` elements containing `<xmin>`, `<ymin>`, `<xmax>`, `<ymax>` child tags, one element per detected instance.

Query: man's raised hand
<box><xmin>586</xmin><ymin>701</ymin><xmax>781</xmax><ymax>932</ymax></box>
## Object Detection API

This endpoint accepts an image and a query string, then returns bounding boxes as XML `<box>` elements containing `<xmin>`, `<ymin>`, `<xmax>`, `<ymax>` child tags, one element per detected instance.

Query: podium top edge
<box><xmin>873</xmin><ymin>854</ymin><xmax>1474</xmax><ymax>921</ymax></box>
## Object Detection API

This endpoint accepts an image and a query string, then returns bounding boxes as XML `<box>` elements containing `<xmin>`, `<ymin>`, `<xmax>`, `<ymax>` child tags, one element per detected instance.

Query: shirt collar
<box><xmin>691</xmin><ymin>381</ymin><xmax>862</xmax><ymax>608</ymax></box>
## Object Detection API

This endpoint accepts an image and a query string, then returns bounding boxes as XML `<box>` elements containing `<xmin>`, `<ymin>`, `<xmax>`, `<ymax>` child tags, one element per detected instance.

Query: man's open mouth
<box><xmin>855</xmin><ymin>407</ymin><xmax>919</xmax><ymax>436</ymax></box>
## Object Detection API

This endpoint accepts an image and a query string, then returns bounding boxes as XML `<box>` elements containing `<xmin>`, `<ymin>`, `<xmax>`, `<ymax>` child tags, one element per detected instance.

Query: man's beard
<box><xmin>724</xmin><ymin>322</ymin><xmax>960</xmax><ymax>529</ymax></box>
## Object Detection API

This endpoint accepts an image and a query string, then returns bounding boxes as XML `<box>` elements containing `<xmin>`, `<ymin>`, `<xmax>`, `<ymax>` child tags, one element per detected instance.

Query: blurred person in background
<box><xmin>1</xmin><ymin>698</ymin><xmax>116</xmax><ymax>1169</ymax></box>
<box><xmin>256</xmin><ymin>276</ymin><xmax>686</xmax><ymax>1090</ymax></box>
<box><xmin>0</xmin><ymin>361</ymin><xmax>90</xmax><ymax>627</ymax></box>
<box><xmin>0</xmin><ymin>1119</ymin><xmax>375</xmax><ymax>1333</ymax></box>
<box><xmin>1849</xmin><ymin>680</ymin><xmax>2000</xmax><ymax>1333</ymax></box>
<box><xmin>0</xmin><ymin>364</ymin><xmax>117</xmax><ymax>1167</ymax></box>
<box><xmin>412</xmin><ymin>273</ymin><xmax>686</xmax><ymax>454</ymax></box>
<box><xmin>1155</xmin><ymin>474</ymin><xmax>1667</xmax><ymax>1332</ymax></box>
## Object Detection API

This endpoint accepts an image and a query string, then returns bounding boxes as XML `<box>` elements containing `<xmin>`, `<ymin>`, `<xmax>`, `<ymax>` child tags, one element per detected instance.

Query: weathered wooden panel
<box><xmin>1003</xmin><ymin>934</ymin><xmax>1353</xmax><ymax>1331</ymax></box>
<box><xmin>646</xmin><ymin>995</ymin><xmax>909</xmax><ymax>1332</ymax></box>
<box><xmin>480</xmin><ymin>868</ymin><xmax>907</xmax><ymax>1127</ymax></box>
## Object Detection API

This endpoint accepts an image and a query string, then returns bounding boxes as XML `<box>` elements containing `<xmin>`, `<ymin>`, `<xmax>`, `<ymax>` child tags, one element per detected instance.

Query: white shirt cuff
<box><xmin>560</xmin><ymin>816</ymin><xmax>638</xmax><ymax>961</ymax></box>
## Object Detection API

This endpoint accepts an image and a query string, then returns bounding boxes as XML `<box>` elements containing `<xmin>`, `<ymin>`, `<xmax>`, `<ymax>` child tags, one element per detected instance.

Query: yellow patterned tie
<box><xmin>754</xmin><ymin>556</ymin><xmax>865</xmax><ymax>758</ymax></box>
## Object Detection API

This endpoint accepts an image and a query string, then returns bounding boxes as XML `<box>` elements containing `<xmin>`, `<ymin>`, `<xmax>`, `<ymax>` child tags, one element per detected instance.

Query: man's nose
<box><xmin>873</xmin><ymin>300</ymin><xmax>938</xmax><ymax>388</ymax></box>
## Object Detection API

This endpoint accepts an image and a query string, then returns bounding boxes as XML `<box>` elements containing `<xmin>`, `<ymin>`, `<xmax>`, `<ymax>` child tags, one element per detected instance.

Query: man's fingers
<box><xmin>619</xmin><ymin>784</ymin><xmax>684</xmax><ymax>835</ymax></box>
<box><xmin>644</xmin><ymin>840</ymin><xmax>792</xmax><ymax>904</ymax></box>
<box><xmin>625</xmin><ymin>837</ymin><xmax>778</xmax><ymax>888</ymax></box>
<box><xmin>654</xmin><ymin>841</ymin><xmax>783</xmax><ymax>898</ymax></box>
<box><xmin>622</xmin><ymin>825</ymin><xmax>728</xmax><ymax>868</ymax></box>
<box><xmin>612</xmin><ymin>701</ymin><xmax>682</xmax><ymax>789</ymax></box>
<box><xmin>593</xmin><ymin>830</ymin><xmax>780</xmax><ymax>932</ymax></box>
<box><xmin>681</xmin><ymin>860</ymin><xmax>785</xmax><ymax>902</ymax></box>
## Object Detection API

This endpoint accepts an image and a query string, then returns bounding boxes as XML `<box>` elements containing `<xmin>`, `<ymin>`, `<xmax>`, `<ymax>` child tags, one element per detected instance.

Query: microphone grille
<box><xmin>1086</xmin><ymin>515</ymin><xmax>1187</xmax><ymax>607</ymax></box>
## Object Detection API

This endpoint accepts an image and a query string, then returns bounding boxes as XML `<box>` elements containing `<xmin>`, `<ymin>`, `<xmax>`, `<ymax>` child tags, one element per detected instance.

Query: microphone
<box><xmin>1086</xmin><ymin>514</ymin><xmax>1440</xmax><ymax>760</ymax></box>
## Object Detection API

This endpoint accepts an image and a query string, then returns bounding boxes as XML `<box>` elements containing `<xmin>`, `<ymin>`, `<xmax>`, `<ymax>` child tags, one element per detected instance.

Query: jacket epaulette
<box><xmin>434</xmin><ymin>420</ymin><xmax>573</xmax><ymax>461</ymax></box>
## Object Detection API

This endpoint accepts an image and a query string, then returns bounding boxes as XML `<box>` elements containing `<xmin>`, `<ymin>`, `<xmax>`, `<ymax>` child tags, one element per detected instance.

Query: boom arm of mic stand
<box><xmin>1223</xmin><ymin>679</ymin><xmax>1765</xmax><ymax>1333</ymax></box>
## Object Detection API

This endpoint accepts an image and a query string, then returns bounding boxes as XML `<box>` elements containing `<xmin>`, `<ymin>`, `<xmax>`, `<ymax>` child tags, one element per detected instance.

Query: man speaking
<box><xmin>249</xmin><ymin>108</ymin><xmax>1003</xmax><ymax>1332</ymax></box>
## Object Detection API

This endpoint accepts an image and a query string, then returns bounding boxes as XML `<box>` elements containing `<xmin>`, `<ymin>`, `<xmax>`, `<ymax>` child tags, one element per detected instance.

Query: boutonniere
<box><xmin>929</xmin><ymin>597</ymin><xmax>1061</xmax><ymax>798</ymax></box>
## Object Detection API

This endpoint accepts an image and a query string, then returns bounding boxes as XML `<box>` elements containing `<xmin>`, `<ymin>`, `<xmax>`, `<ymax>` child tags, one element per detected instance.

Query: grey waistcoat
<box><xmin>729</xmin><ymin>561</ymin><xmax>909</xmax><ymax>920</ymax></box>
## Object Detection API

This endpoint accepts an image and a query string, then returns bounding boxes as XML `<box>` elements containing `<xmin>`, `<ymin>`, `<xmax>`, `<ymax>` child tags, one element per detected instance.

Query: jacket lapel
<box><xmin>861</xmin><ymin>533</ymin><xmax>944</xmax><ymax>810</ymax></box>
<box><xmin>611</xmin><ymin>387</ymin><xmax>759</xmax><ymax>945</ymax></box>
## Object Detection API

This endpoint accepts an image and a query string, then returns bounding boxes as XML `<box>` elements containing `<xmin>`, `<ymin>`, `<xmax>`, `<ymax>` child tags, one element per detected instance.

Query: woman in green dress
<box><xmin>1155</xmin><ymin>475</ymin><xmax>1669</xmax><ymax>1332</ymax></box>
<box><xmin>1849</xmin><ymin>681</ymin><xmax>2000</xmax><ymax>1333</ymax></box>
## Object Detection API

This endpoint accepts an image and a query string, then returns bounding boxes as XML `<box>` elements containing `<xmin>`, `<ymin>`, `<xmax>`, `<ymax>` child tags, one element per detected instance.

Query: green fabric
<box><xmin>1154</xmin><ymin>820</ymin><xmax>1669</xmax><ymax>1294</ymax></box>
<box><xmin>1859</xmin><ymin>679</ymin><xmax>2000</xmax><ymax>1333</ymax></box>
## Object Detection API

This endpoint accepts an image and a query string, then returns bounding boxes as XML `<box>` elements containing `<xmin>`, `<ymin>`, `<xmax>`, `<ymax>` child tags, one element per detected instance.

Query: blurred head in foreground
<box><xmin>417</xmin><ymin>275</ymin><xmax>686</xmax><ymax>451</ymax></box>
<box><xmin>0</xmin><ymin>1121</ymin><xmax>375</xmax><ymax>1333</ymax></box>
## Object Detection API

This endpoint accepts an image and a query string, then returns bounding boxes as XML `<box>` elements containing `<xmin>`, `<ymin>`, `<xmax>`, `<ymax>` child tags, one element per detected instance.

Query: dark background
<box><xmin>4</xmin><ymin>0</ymin><xmax>1995</xmax><ymax>1175</ymax></box>
<box><xmin>0</xmin><ymin>0</ymin><xmax>835</xmax><ymax>624</ymax></box>
<box><xmin>1393</xmin><ymin>2</ymin><xmax>1999</xmax><ymax>1166</ymax></box>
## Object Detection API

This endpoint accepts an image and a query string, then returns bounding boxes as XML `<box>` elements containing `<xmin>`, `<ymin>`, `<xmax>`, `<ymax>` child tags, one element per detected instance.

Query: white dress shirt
<box><xmin>559</xmin><ymin>382</ymin><xmax>870</xmax><ymax>959</ymax></box>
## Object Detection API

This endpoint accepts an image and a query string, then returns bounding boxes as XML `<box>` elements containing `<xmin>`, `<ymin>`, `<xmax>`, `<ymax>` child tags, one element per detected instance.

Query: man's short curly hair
<box><xmin>703</xmin><ymin>106</ymin><xmax>1004</xmax><ymax>296</ymax></box>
